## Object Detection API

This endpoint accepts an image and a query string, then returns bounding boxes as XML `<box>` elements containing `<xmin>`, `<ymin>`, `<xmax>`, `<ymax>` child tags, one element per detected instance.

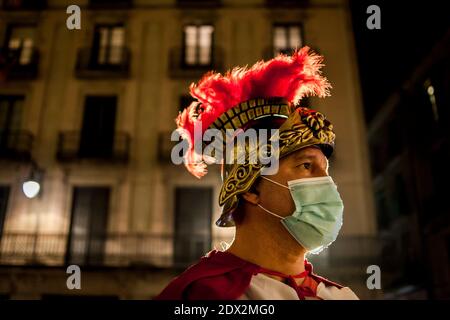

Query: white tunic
<box><xmin>237</xmin><ymin>273</ymin><xmax>359</xmax><ymax>300</ymax></box>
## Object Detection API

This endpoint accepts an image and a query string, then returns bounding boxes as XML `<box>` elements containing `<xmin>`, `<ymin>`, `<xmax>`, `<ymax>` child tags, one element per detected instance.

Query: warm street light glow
<box><xmin>22</xmin><ymin>180</ymin><xmax>41</xmax><ymax>199</ymax></box>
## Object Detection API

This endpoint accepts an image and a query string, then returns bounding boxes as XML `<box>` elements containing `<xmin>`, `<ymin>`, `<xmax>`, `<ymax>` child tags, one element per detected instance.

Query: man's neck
<box><xmin>225</xmin><ymin>224</ymin><xmax>307</xmax><ymax>286</ymax></box>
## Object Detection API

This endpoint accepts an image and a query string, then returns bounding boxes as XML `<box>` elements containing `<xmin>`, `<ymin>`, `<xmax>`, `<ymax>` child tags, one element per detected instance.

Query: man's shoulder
<box><xmin>154</xmin><ymin>252</ymin><xmax>223</xmax><ymax>300</ymax></box>
<box><xmin>315</xmin><ymin>282</ymin><xmax>360</xmax><ymax>300</ymax></box>
<box><xmin>184</xmin><ymin>272</ymin><xmax>236</xmax><ymax>300</ymax></box>
<box><xmin>154</xmin><ymin>250</ymin><xmax>258</xmax><ymax>300</ymax></box>
<box><xmin>309</xmin><ymin>271</ymin><xmax>359</xmax><ymax>300</ymax></box>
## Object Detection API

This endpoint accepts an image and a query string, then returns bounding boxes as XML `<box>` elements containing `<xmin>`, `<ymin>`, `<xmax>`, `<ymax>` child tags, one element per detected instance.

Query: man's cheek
<box><xmin>286</xmin><ymin>196</ymin><xmax>296</xmax><ymax>214</ymax></box>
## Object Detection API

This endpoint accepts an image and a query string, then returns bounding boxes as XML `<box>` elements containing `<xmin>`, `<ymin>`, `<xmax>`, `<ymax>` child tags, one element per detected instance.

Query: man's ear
<box><xmin>241</xmin><ymin>191</ymin><xmax>260</xmax><ymax>205</ymax></box>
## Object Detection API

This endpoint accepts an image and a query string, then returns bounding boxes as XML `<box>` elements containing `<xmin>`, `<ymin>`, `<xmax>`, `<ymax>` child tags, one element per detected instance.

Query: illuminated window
<box><xmin>424</xmin><ymin>78</ymin><xmax>439</xmax><ymax>122</ymax></box>
<box><xmin>6</xmin><ymin>25</ymin><xmax>36</xmax><ymax>65</ymax></box>
<box><xmin>94</xmin><ymin>25</ymin><xmax>125</xmax><ymax>65</ymax></box>
<box><xmin>273</xmin><ymin>24</ymin><xmax>303</xmax><ymax>56</ymax></box>
<box><xmin>183</xmin><ymin>25</ymin><xmax>214</xmax><ymax>66</ymax></box>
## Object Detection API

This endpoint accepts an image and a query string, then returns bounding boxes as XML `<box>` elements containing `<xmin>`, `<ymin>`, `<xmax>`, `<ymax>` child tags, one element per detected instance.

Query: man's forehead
<box><xmin>290</xmin><ymin>146</ymin><xmax>325</xmax><ymax>160</ymax></box>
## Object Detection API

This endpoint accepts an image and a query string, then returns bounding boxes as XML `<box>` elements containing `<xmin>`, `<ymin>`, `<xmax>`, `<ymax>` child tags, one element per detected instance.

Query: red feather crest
<box><xmin>176</xmin><ymin>46</ymin><xmax>331</xmax><ymax>178</ymax></box>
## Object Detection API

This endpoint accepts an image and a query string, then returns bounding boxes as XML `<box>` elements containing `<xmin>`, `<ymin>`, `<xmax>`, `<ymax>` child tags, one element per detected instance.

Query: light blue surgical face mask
<box><xmin>258</xmin><ymin>175</ymin><xmax>344</xmax><ymax>254</ymax></box>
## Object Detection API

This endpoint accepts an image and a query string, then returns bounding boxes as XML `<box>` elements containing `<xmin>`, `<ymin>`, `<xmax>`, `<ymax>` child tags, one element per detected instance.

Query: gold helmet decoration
<box><xmin>175</xmin><ymin>47</ymin><xmax>335</xmax><ymax>227</ymax></box>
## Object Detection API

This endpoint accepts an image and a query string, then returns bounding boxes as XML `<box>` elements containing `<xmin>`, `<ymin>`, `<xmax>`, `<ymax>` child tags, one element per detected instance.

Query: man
<box><xmin>155</xmin><ymin>47</ymin><xmax>359</xmax><ymax>300</ymax></box>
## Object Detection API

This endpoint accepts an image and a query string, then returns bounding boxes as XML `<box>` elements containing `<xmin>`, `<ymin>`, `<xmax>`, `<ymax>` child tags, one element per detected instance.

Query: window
<box><xmin>183</xmin><ymin>25</ymin><xmax>214</xmax><ymax>66</ymax></box>
<box><xmin>5</xmin><ymin>25</ymin><xmax>36</xmax><ymax>65</ymax></box>
<box><xmin>0</xmin><ymin>186</ymin><xmax>10</xmax><ymax>239</ymax></box>
<box><xmin>79</xmin><ymin>96</ymin><xmax>117</xmax><ymax>158</ymax></box>
<box><xmin>92</xmin><ymin>25</ymin><xmax>125</xmax><ymax>65</ymax></box>
<box><xmin>179</xmin><ymin>95</ymin><xmax>195</xmax><ymax>113</ymax></box>
<box><xmin>66</xmin><ymin>187</ymin><xmax>111</xmax><ymax>266</ymax></box>
<box><xmin>446</xmin><ymin>235</ymin><xmax>450</xmax><ymax>271</ymax></box>
<box><xmin>375</xmin><ymin>188</ymin><xmax>389</xmax><ymax>231</ymax></box>
<box><xmin>392</xmin><ymin>174</ymin><xmax>411</xmax><ymax>217</ymax></box>
<box><xmin>2</xmin><ymin>0</ymin><xmax>46</xmax><ymax>10</ymax></box>
<box><xmin>174</xmin><ymin>187</ymin><xmax>212</xmax><ymax>267</ymax></box>
<box><xmin>75</xmin><ymin>23</ymin><xmax>129</xmax><ymax>78</ymax></box>
<box><xmin>273</xmin><ymin>24</ymin><xmax>303</xmax><ymax>56</ymax></box>
<box><xmin>0</xmin><ymin>95</ymin><xmax>24</xmax><ymax>152</ymax></box>
<box><xmin>0</xmin><ymin>95</ymin><xmax>23</xmax><ymax>132</ymax></box>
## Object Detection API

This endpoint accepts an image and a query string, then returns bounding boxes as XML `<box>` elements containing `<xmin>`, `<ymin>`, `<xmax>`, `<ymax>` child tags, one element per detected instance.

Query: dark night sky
<box><xmin>349</xmin><ymin>0</ymin><xmax>449</xmax><ymax>122</ymax></box>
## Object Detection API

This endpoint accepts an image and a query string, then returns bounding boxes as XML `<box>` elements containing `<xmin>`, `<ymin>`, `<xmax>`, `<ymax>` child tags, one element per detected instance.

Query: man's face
<box><xmin>256</xmin><ymin>146</ymin><xmax>329</xmax><ymax>217</ymax></box>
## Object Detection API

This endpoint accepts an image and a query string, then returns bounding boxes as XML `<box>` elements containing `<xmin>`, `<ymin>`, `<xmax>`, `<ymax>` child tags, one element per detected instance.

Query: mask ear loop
<box><xmin>257</xmin><ymin>176</ymin><xmax>290</xmax><ymax>219</ymax></box>
<box><xmin>257</xmin><ymin>204</ymin><xmax>284</xmax><ymax>219</ymax></box>
<box><xmin>260</xmin><ymin>176</ymin><xmax>290</xmax><ymax>190</ymax></box>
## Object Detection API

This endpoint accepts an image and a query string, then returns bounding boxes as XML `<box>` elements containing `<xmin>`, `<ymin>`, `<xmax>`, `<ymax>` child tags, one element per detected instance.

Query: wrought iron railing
<box><xmin>0</xmin><ymin>47</ymin><xmax>39</xmax><ymax>80</ymax></box>
<box><xmin>75</xmin><ymin>46</ymin><xmax>131</xmax><ymax>79</ymax></box>
<box><xmin>168</xmin><ymin>46</ymin><xmax>224</xmax><ymax>78</ymax></box>
<box><xmin>56</xmin><ymin>131</ymin><xmax>130</xmax><ymax>163</ymax></box>
<box><xmin>1</xmin><ymin>0</ymin><xmax>47</xmax><ymax>10</ymax></box>
<box><xmin>176</xmin><ymin>0</ymin><xmax>222</xmax><ymax>7</ymax></box>
<box><xmin>265</xmin><ymin>0</ymin><xmax>310</xmax><ymax>7</ymax></box>
<box><xmin>0</xmin><ymin>231</ymin><xmax>406</xmax><ymax>283</ymax></box>
<box><xmin>88</xmin><ymin>0</ymin><xmax>132</xmax><ymax>9</ymax></box>
<box><xmin>0</xmin><ymin>232</ymin><xmax>233</xmax><ymax>268</ymax></box>
<box><xmin>0</xmin><ymin>130</ymin><xmax>33</xmax><ymax>161</ymax></box>
<box><xmin>307</xmin><ymin>234</ymin><xmax>404</xmax><ymax>271</ymax></box>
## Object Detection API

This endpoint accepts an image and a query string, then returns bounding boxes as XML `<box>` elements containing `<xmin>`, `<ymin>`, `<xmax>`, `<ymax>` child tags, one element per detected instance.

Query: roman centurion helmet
<box><xmin>175</xmin><ymin>47</ymin><xmax>335</xmax><ymax>227</ymax></box>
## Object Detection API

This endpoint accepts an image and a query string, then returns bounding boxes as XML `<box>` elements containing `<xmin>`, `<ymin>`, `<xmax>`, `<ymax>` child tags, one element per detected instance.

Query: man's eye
<box><xmin>299</xmin><ymin>162</ymin><xmax>311</xmax><ymax>170</ymax></box>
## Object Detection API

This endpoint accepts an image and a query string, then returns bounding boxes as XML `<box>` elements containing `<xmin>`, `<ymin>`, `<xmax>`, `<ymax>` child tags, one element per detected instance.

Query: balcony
<box><xmin>0</xmin><ymin>47</ymin><xmax>39</xmax><ymax>80</ymax></box>
<box><xmin>168</xmin><ymin>47</ymin><xmax>224</xmax><ymax>79</ymax></box>
<box><xmin>1</xmin><ymin>0</ymin><xmax>47</xmax><ymax>10</ymax></box>
<box><xmin>56</xmin><ymin>131</ymin><xmax>130</xmax><ymax>164</ymax></box>
<box><xmin>266</xmin><ymin>0</ymin><xmax>310</xmax><ymax>7</ymax></box>
<box><xmin>176</xmin><ymin>0</ymin><xmax>222</xmax><ymax>8</ymax></box>
<box><xmin>88</xmin><ymin>0</ymin><xmax>133</xmax><ymax>9</ymax></box>
<box><xmin>75</xmin><ymin>47</ymin><xmax>130</xmax><ymax>79</ymax></box>
<box><xmin>262</xmin><ymin>46</ymin><xmax>318</xmax><ymax>61</ymax></box>
<box><xmin>0</xmin><ymin>130</ymin><xmax>33</xmax><ymax>161</ymax></box>
<box><xmin>0</xmin><ymin>232</ymin><xmax>229</xmax><ymax>268</ymax></box>
<box><xmin>0</xmin><ymin>232</ymin><xmax>407</xmax><ymax>276</ymax></box>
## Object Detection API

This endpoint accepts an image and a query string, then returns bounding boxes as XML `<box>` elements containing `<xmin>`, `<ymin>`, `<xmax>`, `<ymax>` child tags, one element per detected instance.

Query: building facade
<box><xmin>365</xmin><ymin>30</ymin><xmax>450</xmax><ymax>299</ymax></box>
<box><xmin>0</xmin><ymin>0</ymin><xmax>378</xmax><ymax>299</ymax></box>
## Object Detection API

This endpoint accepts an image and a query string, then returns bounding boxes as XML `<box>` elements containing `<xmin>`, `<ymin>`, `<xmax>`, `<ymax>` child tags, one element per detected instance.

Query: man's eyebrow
<box><xmin>293</xmin><ymin>154</ymin><xmax>318</xmax><ymax>161</ymax></box>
